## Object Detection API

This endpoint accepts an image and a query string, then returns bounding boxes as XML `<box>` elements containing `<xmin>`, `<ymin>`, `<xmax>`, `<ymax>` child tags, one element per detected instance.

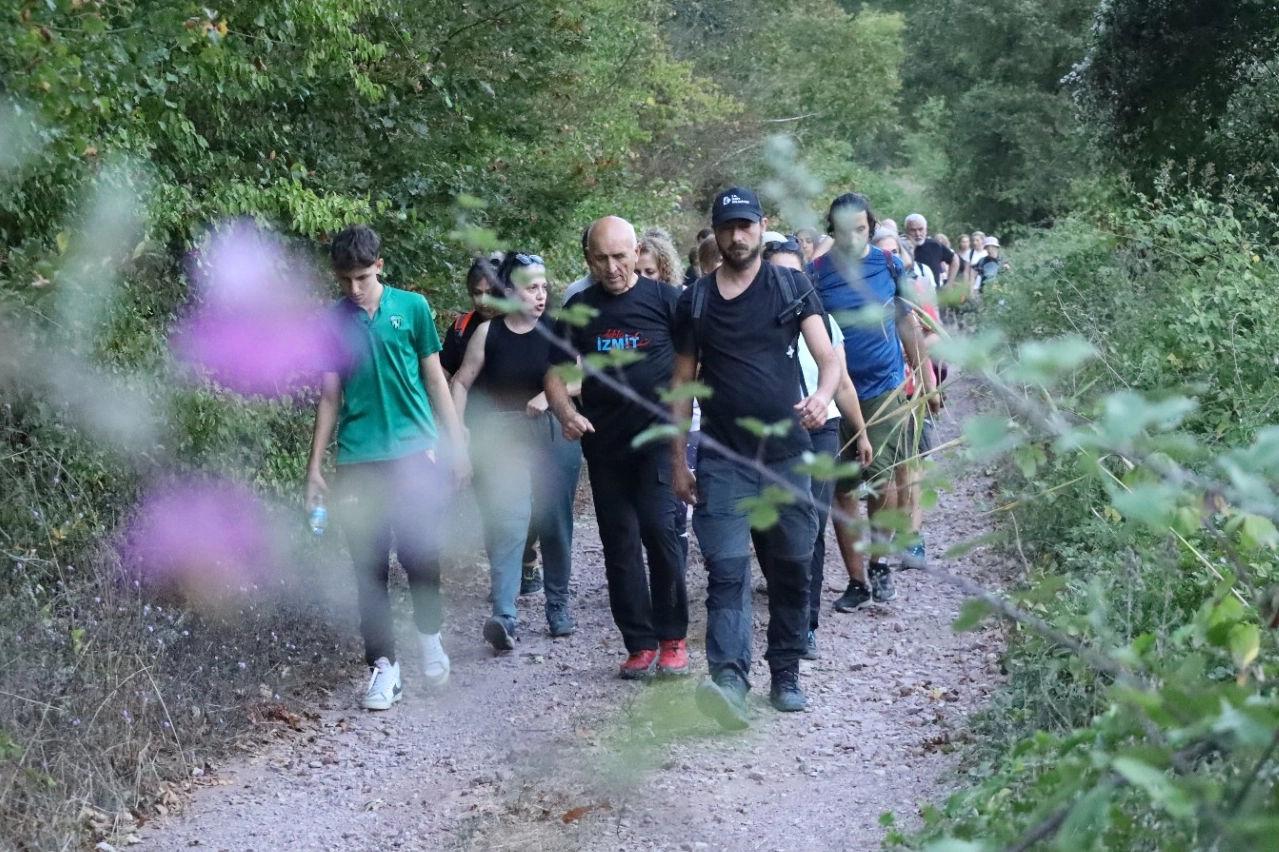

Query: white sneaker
<box><xmin>420</xmin><ymin>632</ymin><xmax>450</xmax><ymax>687</ymax></box>
<box><xmin>362</xmin><ymin>657</ymin><xmax>402</xmax><ymax>710</ymax></box>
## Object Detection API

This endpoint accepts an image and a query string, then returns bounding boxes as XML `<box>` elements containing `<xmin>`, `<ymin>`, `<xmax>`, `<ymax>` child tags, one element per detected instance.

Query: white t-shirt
<box><xmin>799</xmin><ymin>315</ymin><xmax>844</xmax><ymax>422</ymax></box>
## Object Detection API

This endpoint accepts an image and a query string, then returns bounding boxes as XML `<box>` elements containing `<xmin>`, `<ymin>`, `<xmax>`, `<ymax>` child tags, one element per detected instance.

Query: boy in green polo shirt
<box><xmin>306</xmin><ymin>224</ymin><xmax>469</xmax><ymax>711</ymax></box>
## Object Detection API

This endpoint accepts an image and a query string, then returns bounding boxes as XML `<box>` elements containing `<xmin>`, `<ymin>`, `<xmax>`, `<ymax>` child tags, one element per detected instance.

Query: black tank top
<box><xmin>476</xmin><ymin>316</ymin><xmax>553</xmax><ymax>412</ymax></box>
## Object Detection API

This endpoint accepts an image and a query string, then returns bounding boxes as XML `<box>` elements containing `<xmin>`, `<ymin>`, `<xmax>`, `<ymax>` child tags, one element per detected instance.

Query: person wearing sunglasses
<box><xmin>451</xmin><ymin>252</ymin><xmax>582</xmax><ymax>651</ymax></box>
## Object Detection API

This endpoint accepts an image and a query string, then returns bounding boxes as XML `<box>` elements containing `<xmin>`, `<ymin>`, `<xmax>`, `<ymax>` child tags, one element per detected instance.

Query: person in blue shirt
<box><xmin>806</xmin><ymin>193</ymin><xmax>937</xmax><ymax>611</ymax></box>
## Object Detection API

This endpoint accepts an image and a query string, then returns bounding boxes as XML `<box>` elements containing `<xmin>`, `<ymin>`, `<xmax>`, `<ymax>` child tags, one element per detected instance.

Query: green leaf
<box><xmin>658</xmin><ymin>381</ymin><xmax>714</xmax><ymax>404</ymax></box>
<box><xmin>630</xmin><ymin>424</ymin><xmax>682</xmax><ymax>450</ymax></box>
<box><xmin>1111</xmin><ymin>757</ymin><xmax>1194</xmax><ymax>819</ymax></box>
<box><xmin>550</xmin><ymin>303</ymin><xmax>600</xmax><ymax>328</ymax></box>
<box><xmin>952</xmin><ymin>597</ymin><xmax>994</xmax><ymax>631</ymax></box>
<box><xmin>737</xmin><ymin>485</ymin><xmax>795</xmax><ymax>531</ymax></box>
<box><xmin>922</xmin><ymin>841</ymin><xmax>989</xmax><ymax>852</ymax></box>
<box><xmin>737</xmin><ymin>417</ymin><xmax>795</xmax><ymax>439</ymax></box>
<box><xmin>963</xmin><ymin>414</ymin><xmax>1022</xmax><ymax>460</ymax></box>
<box><xmin>1238</xmin><ymin>514</ymin><xmax>1279</xmax><ymax>551</ymax></box>
<box><xmin>1229</xmin><ymin>623</ymin><xmax>1261</xmax><ymax>669</ymax></box>
<box><xmin>1053</xmin><ymin>781</ymin><xmax>1113</xmax><ymax>852</ymax></box>
<box><xmin>1005</xmin><ymin>336</ymin><xmax>1096</xmax><ymax>385</ymax></box>
<box><xmin>583</xmin><ymin>348</ymin><xmax>645</xmax><ymax>370</ymax></box>
<box><xmin>549</xmin><ymin>363</ymin><xmax>584</xmax><ymax>385</ymax></box>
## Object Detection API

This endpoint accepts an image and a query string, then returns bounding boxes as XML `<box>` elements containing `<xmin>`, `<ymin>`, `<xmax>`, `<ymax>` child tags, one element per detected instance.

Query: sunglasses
<box><xmin>764</xmin><ymin>237</ymin><xmax>802</xmax><ymax>254</ymax></box>
<box><xmin>512</xmin><ymin>253</ymin><xmax>545</xmax><ymax>267</ymax></box>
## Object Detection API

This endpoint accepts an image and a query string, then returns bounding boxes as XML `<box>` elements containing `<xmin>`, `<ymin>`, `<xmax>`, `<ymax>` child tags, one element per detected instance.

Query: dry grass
<box><xmin>0</xmin><ymin>543</ymin><xmax>359</xmax><ymax>850</ymax></box>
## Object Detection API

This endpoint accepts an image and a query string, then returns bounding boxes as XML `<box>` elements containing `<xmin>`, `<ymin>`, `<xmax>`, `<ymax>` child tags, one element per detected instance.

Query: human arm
<box><xmin>449</xmin><ymin>321</ymin><xmax>488</xmax><ymax>430</ymax></box>
<box><xmin>305</xmin><ymin>371</ymin><xmax>342</xmax><ymax>507</ymax></box>
<box><xmin>421</xmin><ymin>352</ymin><xmax>471</xmax><ymax>487</ymax></box>
<box><xmin>796</xmin><ymin>313</ymin><xmax>839</xmax><ymax>431</ymax></box>
<box><xmin>544</xmin><ymin>367</ymin><xmax>594</xmax><ymax>440</ymax></box>
<box><xmin>669</xmin><ymin>350</ymin><xmax>699</xmax><ymax>505</ymax></box>
<box><xmin>944</xmin><ymin>249</ymin><xmax>959</xmax><ymax>287</ymax></box>
<box><xmin>830</xmin><ymin>346</ymin><xmax>873</xmax><ymax>469</ymax></box>
<box><xmin>897</xmin><ymin>308</ymin><xmax>939</xmax><ymax>415</ymax></box>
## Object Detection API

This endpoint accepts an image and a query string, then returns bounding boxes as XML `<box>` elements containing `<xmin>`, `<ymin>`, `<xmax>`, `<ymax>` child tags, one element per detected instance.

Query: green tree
<box><xmin>1073</xmin><ymin>0</ymin><xmax>1279</xmax><ymax>199</ymax></box>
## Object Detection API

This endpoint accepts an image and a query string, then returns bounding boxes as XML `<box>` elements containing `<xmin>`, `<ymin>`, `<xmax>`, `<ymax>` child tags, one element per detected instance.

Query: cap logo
<box><xmin>722</xmin><ymin>195</ymin><xmax>747</xmax><ymax>206</ymax></box>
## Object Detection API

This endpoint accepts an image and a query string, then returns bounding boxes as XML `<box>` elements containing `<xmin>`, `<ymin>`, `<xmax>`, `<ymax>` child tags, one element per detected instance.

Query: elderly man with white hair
<box><xmin>903</xmin><ymin>213</ymin><xmax>959</xmax><ymax>290</ymax></box>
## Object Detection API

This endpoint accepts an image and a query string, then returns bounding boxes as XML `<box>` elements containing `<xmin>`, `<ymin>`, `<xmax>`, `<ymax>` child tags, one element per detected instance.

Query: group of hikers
<box><xmin>304</xmin><ymin>186</ymin><xmax>1008</xmax><ymax>730</ymax></box>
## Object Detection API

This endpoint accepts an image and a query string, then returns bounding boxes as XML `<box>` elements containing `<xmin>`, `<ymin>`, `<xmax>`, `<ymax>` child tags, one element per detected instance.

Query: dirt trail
<box><xmin>152</xmin><ymin>376</ymin><xmax>1008</xmax><ymax>852</ymax></box>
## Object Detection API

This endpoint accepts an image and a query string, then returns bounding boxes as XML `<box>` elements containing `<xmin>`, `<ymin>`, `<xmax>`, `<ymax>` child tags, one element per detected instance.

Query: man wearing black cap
<box><xmin>669</xmin><ymin>186</ymin><xmax>841</xmax><ymax>728</ymax></box>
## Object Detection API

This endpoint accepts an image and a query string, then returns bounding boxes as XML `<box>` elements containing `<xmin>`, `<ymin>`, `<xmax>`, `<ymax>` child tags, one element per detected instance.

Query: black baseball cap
<box><xmin>711</xmin><ymin>186</ymin><xmax>764</xmax><ymax>226</ymax></box>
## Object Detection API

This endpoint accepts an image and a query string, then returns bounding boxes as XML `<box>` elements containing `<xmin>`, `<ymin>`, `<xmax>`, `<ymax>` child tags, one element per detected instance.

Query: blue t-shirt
<box><xmin>807</xmin><ymin>247</ymin><xmax>907</xmax><ymax>400</ymax></box>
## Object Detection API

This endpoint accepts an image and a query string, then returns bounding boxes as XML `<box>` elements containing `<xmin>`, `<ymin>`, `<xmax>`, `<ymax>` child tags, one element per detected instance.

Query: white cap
<box><xmin>984</xmin><ymin>236</ymin><xmax>1000</xmax><ymax>248</ymax></box>
<box><xmin>762</xmin><ymin>230</ymin><xmax>787</xmax><ymax>245</ymax></box>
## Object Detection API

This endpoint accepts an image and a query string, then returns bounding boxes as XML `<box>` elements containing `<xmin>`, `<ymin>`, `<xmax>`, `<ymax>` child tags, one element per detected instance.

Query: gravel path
<box><xmin>151</xmin><ymin>376</ymin><xmax>1007</xmax><ymax>852</ymax></box>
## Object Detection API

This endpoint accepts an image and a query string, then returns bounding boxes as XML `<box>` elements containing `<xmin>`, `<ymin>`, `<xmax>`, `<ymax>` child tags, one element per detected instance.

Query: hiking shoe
<box><xmin>483</xmin><ymin>615</ymin><xmax>517</xmax><ymax>652</ymax></box>
<box><xmin>520</xmin><ymin>564</ymin><xmax>543</xmax><ymax>596</ymax></box>
<box><xmin>769</xmin><ymin>668</ymin><xmax>807</xmax><ymax>712</ymax></box>
<box><xmin>900</xmin><ymin>542</ymin><xmax>927</xmax><ymax>571</ymax></box>
<box><xmin>695</xmin><ymin>672</ymin><xmax>750</xmax><ymax>731</ymax></box>
<box><xmin>619</xmin><ymin>649</ymin><xmax>659</xmax><ymax>680</ymax></box>
<box><xmin>800</xmin><ymin>630</ymin><xmax>820</xmax><ymax>661</ymax></box>
<box><xmin>869</xmin><ymin>562</ymin><xmax>896</xmax><ymax>602</ymax></box>
<box><xmin>362</xmin><ymin>657</ymin><xmax>402</xmax><ymax>711</ymax></box>
<box><xmin>656</xmin><ymin>639</ymin><xmax>689</xmax><ymax>676</ymax></box>
<box><xmin>546</xmin><ymin>604</ymin><xmax>575</xmax><ymax>638</ymax></box>
<box><xmin>833</xmin><ymin>581</ymin><xmax>872</xmax><ymax>612</ymax></box>
<box><xmin>419</xmin><ymin>632</ymin><xmax>450</xmax><ymax>687</ymax></box>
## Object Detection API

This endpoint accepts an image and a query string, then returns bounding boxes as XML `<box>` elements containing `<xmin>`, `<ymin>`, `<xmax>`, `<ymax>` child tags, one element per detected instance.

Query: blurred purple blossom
<box><xmin>171</xmin><ymin>220</ymin><xmax>349</xmax><ymax>396</ymax></box>
<box><xmin>123</xmin><ymin>478</ymin><xmax>274</xmax><ymax>599</ymax></box>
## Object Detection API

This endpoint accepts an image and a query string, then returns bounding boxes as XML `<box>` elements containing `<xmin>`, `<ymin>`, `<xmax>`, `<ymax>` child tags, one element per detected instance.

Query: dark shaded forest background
<box><xmin>3</xmin><ymin>1</ymin><xmax>1279</xmax><ymax>848</ymax></box>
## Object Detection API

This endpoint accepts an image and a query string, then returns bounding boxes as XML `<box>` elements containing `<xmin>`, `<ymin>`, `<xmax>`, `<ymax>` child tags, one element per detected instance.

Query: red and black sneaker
<box><xmin>618</xmin><ymin>649</ymin><xmax>659</xmax><ymax>680</ymax></box>
<box><xmin>656</xmin><ymin>639</ymin><xmax>689</xmax><ymax>676</ymax></box>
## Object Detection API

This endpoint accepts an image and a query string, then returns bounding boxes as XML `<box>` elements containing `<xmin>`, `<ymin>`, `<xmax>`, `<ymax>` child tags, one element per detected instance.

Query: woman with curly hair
<box><xmin>636</xmin><ymin>227</ymin><xmax>685</xmax><ymax>287</ymax></box>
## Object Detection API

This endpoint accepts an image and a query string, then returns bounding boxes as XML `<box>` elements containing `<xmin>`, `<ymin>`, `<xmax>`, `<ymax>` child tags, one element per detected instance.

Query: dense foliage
<box><xmin>0</xmin><ymin>0</ymin><xmax>905</xmax><ymax>845</ymax></box>
<box><xmin>890</xmin><ymin>193</ymin><xmax>1279</xmax><ymax>851</ymax></box>
<box><xmin>1073</xmin><ymin>0</ymin><xmax>1279</xmax><ymax>199</ymax></box>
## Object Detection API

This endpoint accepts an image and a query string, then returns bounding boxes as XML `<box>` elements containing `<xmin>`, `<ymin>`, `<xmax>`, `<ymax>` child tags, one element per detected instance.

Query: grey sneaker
<box><xmin>546</xmin><ymin>604</ymin><xmax>575</xmax><ymax>637</ymax></box>
<box><xmin>833</xmin><ymin>581</ymin><xmax>872</xmax><ymax>612</ymax></box>
<box><xmin>800</xmin><ymin>630</ymin><xmax>820</xmax><ymax>660</ymax></box>
<box><xmin>900</xmin><ymin>542</ymin><xmax>927</xmax><ymax>570</ymax></box>
<box><xmin>483</xmin><ymin>615</ymin><xmax>517</xmax><ymax>651</ymax></box>
<box><xmin>769</xmin><ymin>667</ymin><xmax>807</xmax><ymax>712</ymax></box>
<box><xmin>869</xmin><ymin>562</ymin><xmax>896</xmax><ymax>602</ymax></box>
<box><xmin>695</xmin><ymin>672</ymin><xmax>750</xmax><ymax>731</ymax></box>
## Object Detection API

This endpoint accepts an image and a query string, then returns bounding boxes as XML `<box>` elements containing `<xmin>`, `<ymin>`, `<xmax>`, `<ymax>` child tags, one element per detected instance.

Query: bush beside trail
<box><xmin>898</xmin><ymin>192</ymin><xmax>1279</xmax><ymax>851</ymax></box>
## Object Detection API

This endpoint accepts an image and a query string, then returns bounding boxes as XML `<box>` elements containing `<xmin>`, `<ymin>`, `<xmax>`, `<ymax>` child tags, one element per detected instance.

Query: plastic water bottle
<box><xmin>308</xmin><ymin>498</ymin><xmax>327</xmax><ymax>537</ymax></box>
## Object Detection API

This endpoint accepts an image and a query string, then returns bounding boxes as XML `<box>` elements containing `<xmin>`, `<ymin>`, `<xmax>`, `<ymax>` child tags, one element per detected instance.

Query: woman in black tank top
<box><xmin>451</xmin><ymin>253</ymin><xmax>582</xmax><ymax>650</ymax></box>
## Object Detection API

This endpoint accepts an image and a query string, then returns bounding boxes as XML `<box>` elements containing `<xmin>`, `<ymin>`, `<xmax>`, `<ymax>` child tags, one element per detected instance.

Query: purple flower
<box><xmin>122</xmin><ymin>477</ymin><xmax>275</xmax><ymax>600</ymax></box>
<box><xmin>170</xmin><ymin>220</ymin><xmax>350</xmax><ymax>397</ymax></box>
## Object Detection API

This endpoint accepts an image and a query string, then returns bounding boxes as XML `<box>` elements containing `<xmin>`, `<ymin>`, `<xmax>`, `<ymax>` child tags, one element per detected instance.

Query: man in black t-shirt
<box><xmin>669</xmin><ymin>186</ymin><xmax>840</xmax><ymax>729</ymax></box>
<box><xmin>546</xmin><ymin>216</ymin><xmax>690</xmax><ymax>681</ymax></box>
<box><xmin>904</xmin><ymin>214</ymin><xmax>958</xmax><ymax>288</ymax></box>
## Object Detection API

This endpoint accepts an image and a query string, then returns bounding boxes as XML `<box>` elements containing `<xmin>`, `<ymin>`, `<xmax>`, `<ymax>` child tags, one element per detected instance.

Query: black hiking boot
<box><xmin>833</xmin><ymin>581</ymin><xmax>872</xmax><ymax>612</ymax></box>
<box><xmin>769</xmin><ymin>667</ymin><xmax>807</xmax><ymax>712</ymax></box>
<box><xmin>868</xmin><ymin>562</ymin><xmax>896</xmax><ymax>602</ymax></box>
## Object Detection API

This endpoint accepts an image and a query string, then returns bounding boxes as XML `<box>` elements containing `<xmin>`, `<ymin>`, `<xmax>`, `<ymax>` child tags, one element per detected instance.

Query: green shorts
<box><xmin>838</xmin><ymin>389</ymin><xmax>912</xmax><ymax>491</ymax></box>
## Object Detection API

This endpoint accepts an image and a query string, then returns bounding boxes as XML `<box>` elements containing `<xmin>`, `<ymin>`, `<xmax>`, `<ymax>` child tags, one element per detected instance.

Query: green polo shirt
<box><xmin>331</xmin><ymin>285</ymin><xmax>442</xmax><ymax>465</ymax></box>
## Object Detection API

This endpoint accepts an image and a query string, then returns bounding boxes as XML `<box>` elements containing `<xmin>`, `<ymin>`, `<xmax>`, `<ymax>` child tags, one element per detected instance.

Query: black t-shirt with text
<box><xmin>673</xmin><ymin>264</ymin><xmax>821</xmax><ymax>463</ymax></box>
<box><xmin>913</xmin><ymin>238</ymin><xmax>955</xmax><ymax>285</ymax></box>
<box><xmin>551</xmin><ymin>276</ymin><xmax>679</xmax><ymax>459</ymax></box>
